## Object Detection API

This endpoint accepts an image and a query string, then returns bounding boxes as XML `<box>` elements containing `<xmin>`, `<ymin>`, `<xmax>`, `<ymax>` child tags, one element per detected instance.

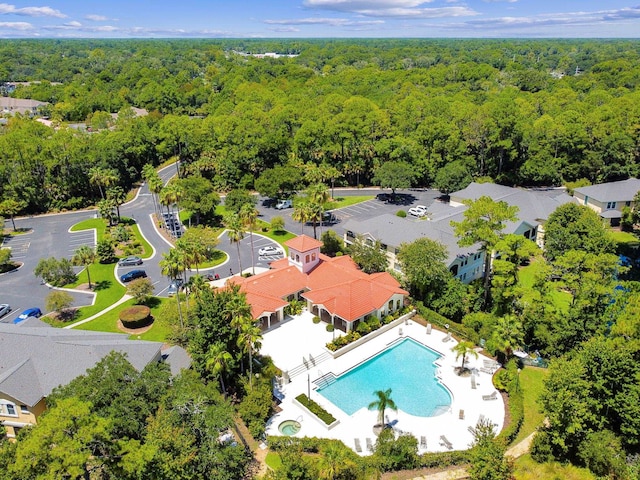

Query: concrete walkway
<box><xmin>408</xmin><ymin>431</ymin><xmax>537</xmax><ymax>480</ymax></box>
<box><xmin>63</xmin><ymin>294</ymin><xmax>132</xmax><ymax>329</ymax></box>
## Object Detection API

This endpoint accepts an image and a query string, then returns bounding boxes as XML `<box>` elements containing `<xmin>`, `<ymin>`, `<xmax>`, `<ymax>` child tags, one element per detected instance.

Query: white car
<box><xmin>259</xmin><ymin>246</ymin><xmax>282</xmax><ymax>256</ymax></box>
<box><xmin>275</xmin><ymin>199</ymin><xmax>292</xmax><ymax>210</ymax></box>
<box><xmin>408</xmin><ymin>205</ymin><xmax>428</xmax><ymax>217</ymax></box>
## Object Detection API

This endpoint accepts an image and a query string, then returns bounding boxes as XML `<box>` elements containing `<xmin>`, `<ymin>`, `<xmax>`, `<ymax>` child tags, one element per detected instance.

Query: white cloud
<box><xmin>268</xmin><ymin>26</ymin><xmax>301</xmax><ymax>33</ymax></box>
<box><xmin>85</xmin><ymin>14</ymin><xmax>108</xmax><ymax>22</ymax></box>
<box><xmin>265</xmin><ymin>17</ymin><xmax>384</xmax><ymax>26</ymax></box>
<box><xmin>0</xmin><ymin>3</ymin><xmax>65</xmax><ymax>18</ymax></box>
<box><xmin>304</xmin><ymin>0</ymin><xmax>433</xmax><ymax>8</ymax></box>
<box><xmin>0</xmin><ymin>21</ymin><xmax>32</xmax><ymax>30</ymax></box>
<box><xmin>302</xmin><ymin>0</ymin><xmax>477</xmax><ymax>18</ymax></box>
<box><xmin>64</xmin><ymin>20</ymin><xmax>81</xmax><ymax>27</ymax></box>
<box><xmin>448</xmin><ymin>5</ymin><xmax>640</xmax><ymax>31</ymax></box>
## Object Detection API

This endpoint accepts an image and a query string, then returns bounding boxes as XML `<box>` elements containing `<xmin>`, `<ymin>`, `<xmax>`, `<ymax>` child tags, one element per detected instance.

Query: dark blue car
<box><xmin>120</xmin><ymin>269</ymin><xmax>147</xmax><ymax>283</ymax></box>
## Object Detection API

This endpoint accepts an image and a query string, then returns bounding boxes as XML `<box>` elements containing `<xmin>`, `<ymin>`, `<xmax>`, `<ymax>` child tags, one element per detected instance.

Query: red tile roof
<box><xmin>231</xmin><ymin>237</ymin><xmax>407</xmax><ymax>323</ymax></box>
<box><xmin>285</xmin><ymin>235</ymin><xmax>323</xmax><ymax>252</ymax></box>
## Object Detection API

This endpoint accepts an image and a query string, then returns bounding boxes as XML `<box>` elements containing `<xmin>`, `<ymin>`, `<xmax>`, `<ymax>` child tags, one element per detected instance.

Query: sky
<box><xmin>0</xmin><ymin>1</ymin><xmax>639</xmax><ymax>39</ymax></box>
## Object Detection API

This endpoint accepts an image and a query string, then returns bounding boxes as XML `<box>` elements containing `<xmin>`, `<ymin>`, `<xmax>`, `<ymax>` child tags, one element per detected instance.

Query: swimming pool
<box><xmin>316</xmin><ymin>338</ymin><xmax>451</xmax><ymax>417</ymax></box>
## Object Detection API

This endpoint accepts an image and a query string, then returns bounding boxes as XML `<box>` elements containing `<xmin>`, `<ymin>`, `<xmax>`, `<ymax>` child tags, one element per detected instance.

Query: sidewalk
<box><xmin>63</xmin><ymin>294</ymin><xmax>132</xmax><ymax>329</ymax></box>
<box><xmin>408</xmin><ymin>431</ymin><xmax>536</xmax><ymax>480</ymax></box>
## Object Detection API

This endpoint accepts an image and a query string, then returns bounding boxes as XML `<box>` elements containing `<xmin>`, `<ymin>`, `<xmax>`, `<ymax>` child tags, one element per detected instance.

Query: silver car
<box><xmin>0</xmin><ymin>304</ymin><xmax>11</xmax><ymax>319</ymax></box>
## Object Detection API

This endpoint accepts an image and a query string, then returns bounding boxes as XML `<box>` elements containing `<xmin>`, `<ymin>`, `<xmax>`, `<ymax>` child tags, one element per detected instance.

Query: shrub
<box><xmin>356</xmin><ymin>321</ymin><xmax>372</xmax><ymax>335</ymax></box>
<box><xmin>326</xmin><ymin>324</ymin><xmax>334</xmax><ymax>332</ymax></box>
<box><xmin>383</xmin><ymin>314</ymin><xmax>394</xmax><ymax>324</ymax></box>
<box><xmin>495</xmin><ymin>360</ymin><xmax>524</xmax><ymax>446</ymax></box>
<box><xmin>367</xmin><ymin>315</ymin><xmax>381</xmax><ymax>330</ymax></box>
<box><xmin>312</xmin><ymin>316</ymin><xmax>321</xmax><ymax>324</ymax></box>
<box><xmin>238</xmin><ymin>376</ymin><xmax>273</xmax><ymax>439</ymax></box>
<box><xmin>119</xmin><ymin>305</ymin><xmax>151</xmax><ymax>329</ymax></box>
<box><xmin>396</xmin><ymin>210</ymin><xmax>407</xmax><ymax>218</ymax></box>
<box><xmin>295</xmin><ymin>394</ymin><xmax>336</xmax><ymax>425</ymax></box>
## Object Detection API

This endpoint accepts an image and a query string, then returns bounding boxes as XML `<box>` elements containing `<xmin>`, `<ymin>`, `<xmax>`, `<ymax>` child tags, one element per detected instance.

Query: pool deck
<box><xmin>261</xmin><ymin>311</ymin><xmax>505</xmax><ymax>455</ymax></box>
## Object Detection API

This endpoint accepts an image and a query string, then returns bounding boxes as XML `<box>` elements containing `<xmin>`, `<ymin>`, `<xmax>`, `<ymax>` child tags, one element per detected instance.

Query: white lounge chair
<box><xmin>420</xmin><ymin>436</ymin><xmax>427</xmax><ymax>448</ymax></box>
<box><xmin>354</xmin><ymin>438</ymin><xmax>362</xmax><ymax>453</ymax></box>
<box><xmin>366</xmin><ymin>438</ymin><xmax>374</xmax><ymax>452</ymax></box>
<box><xmin>442</xmin><ymin>333</ymin><xmax>452</xmax><ymax>343</ymax></box>
<box><xmin>482</xmin><ymin>391</ymin><xmax>498</xmax><ymax>401</ymax></box>
<box><xmin>439</xmin><ymin>435</ymin><xmax>453</xmax><ymax>450</ymax></box>
<box><xmin>426</xmin><ymin>323</ymin><xmax>432</xmax><ymax>334</ymax></box>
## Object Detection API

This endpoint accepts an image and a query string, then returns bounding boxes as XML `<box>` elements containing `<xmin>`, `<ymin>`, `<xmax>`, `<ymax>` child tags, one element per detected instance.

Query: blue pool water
<box><xmin>317</xmin><ymin>338</ymin><xmax>451</xmax><ymax>417</ymax></box>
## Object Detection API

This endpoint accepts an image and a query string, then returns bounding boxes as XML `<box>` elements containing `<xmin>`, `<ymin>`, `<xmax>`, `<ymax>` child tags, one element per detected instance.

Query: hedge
<box><xmin>495</xmin><ymin>360</ymin><xmax>524</xmax><ymax>445</ymax></box>
<box><xmin>415</xmin><ymin>302</ymin><xmax>479</xmax><ymax>344</ymax></box>
<box><xmin>295</xmin><ymin>394</ymin><xmax>336</xmax><ymax>425</ymax></box>
<box><xmin>119</xmin><ymin>305</ymin><xmax>151</xmax><ymax>329</ymax></box>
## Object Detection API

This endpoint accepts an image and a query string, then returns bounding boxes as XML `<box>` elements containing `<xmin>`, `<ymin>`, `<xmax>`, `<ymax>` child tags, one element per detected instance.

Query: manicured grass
<box><xmin>325</xmin><ymin>195</ymin><xmax>374</xmax><ymax>210</ymax></box>
<box><xmin>608</xmin><ymin>229</ymin><xmax>639</xmax><ymax>246</ymax></box>
<box><xmin>75</xmin><ymin>296</ymin><xmax>173</xmax><ymax>342</ymax></box>
<box><xmin>265</xmin><ymin>451</ymin><xmax>282</xmax><ymax>471</ymax></box>
<box><xmin>191</xmin><ymin>250</ymin><xmax>227</xmax><ymax>270</ymax></box>
<box><xmin>70</xmin><ymin>217</ymin><xmax>106</xmax><ymax>236</ymax></box>
<box><xmin>130</xmin><ymin>223</ymin><xmax>154</xmax><ymax>259</ymax></box>
<box><xmin>513</xmin><ymin>454</ymin><xmax>596</xmax><ymax>480</ymax></box>
<box><xmin>514</xmin><ymin>366</ymin><xmax>549</xmax><ymax>444</ymax></box>
<box><xmin>519</xmin><ymin>259</ymin><xmax>571</xmax><ymax>312</ymax></box>
<box><xmin>64</xmin><ymin>262</ymin><xmax>127</xmax><ymax>322</ymax></box>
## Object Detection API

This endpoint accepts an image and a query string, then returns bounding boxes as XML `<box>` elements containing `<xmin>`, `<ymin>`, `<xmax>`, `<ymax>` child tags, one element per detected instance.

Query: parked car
<box><xmin>408</xmin><ymin>205</ymin><xmax>428</xmax><ymax>217</ymax></box>
<box><xmin>258</xmin><ymin>245</ymin><xmax>282</xmax><ymax>256</ymax></box>
<box><xmin>275</xmin><ymin>199</ymin><xmax>293</xmax><ymax>210</ymax></box>
<box><xmin>0</xmin><ymin>304</ymin><xmax>11</xmax><ymax>319</ymax></box>
<box><xmin>118</xmin><ymin>256</ymin><xmax>143</xmax><ymax>266</ymax></box>
<box><xmin>167</xmin><ymin>279</ymin><xmax>184</xmax><ymax>297</ymax></box>
<box><xmin>120</xmin><ymin>269</ymin><xmax>147</xmax><ymax>283</ymax></box>
<box><xmin>16</xmin><ymin>307</ymin><xmax>42</xmax><ymax>323</ymax></box>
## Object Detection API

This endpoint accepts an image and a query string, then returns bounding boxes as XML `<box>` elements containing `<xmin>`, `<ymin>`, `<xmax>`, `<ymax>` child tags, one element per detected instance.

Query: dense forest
<box><xmin>2</xmin><ymin>39</ymin><xmax>640</xmax><ymax>480</ymax></box>
<box><xmin>1</xmin><ymin>39</ymin><xmax>639</xmax><ymax>214</ymax></box>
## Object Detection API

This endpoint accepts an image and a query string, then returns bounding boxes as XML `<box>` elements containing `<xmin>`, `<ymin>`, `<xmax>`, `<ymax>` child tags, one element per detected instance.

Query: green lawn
<box><xmin>519</xmin><ymin>259</ymin><xmax>571</xmax><ymax>312</ymax></box>
<box><xmin>325</xmin><ymin>195</ymin><xmax>374</xmax><ymax>210</ymax></box>
<box><xmin>63</xmin><ymin>262</ymin><xmax>127</xmax><ymax>322</ymax></box>
<box><xmin>70</xmin><ymin>217</ymin><xmax>107</xmax><ymax>236</ymax></box>
<box><xmin>130</xmin><ymin>223</ymin><xmax>154</xmax><ymax>259</ymax></box>
<box><xmin>75</xmin><ymin>296</ymin><xmax>173</xmax><ymax>342</ymax></box>
<box><xmin>265</xmin><ymin>451</ymin><xmax>282</xmax><ymax>471</ymax></box>
<box><xmin>514</xmin><ymin>455</ymin><xmax>596</xmax><ymax>480</ymax></box>
<box><xmin>608</xmin><ymin>229</ymin><xmax>639</xmax><ymax>246</ymax></box>
<box><xmin>514</xmin><ymin>366</ymin><xmax>548</xmax><ymax>444</ymax></box>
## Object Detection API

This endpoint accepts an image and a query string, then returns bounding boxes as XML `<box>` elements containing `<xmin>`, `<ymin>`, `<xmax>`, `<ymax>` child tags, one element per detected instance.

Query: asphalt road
<box><xmin>0</xmin><ymin>172</ymin><xmax>439</xmax><ymax>323</ymax></box>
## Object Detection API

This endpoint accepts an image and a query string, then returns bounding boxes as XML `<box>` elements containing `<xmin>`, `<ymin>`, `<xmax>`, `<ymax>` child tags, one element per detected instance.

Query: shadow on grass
<box><xmin>93</xmin><ymin>279</ymin><xmax>112</xmax><ymax>291</ymax></box>
<box><xmin>139</xmin><ymin>297</ymin><xmax>161</xmax><ymax>309</ymax></box>
<box><xmin>272</xmin><ymin>230</ymin><xmax>289</xmax><ymax>237</ymax></box>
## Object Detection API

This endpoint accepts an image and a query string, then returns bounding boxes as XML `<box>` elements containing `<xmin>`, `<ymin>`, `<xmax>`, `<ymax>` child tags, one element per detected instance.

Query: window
<box><xmin>311</xmin><ymin>253</ymin><xmax>316</xmax><ymax>261</ymax></box>
<box><xmin>626</xmin><ymin>201</ymin><xmax>632</xmax><ymax>207</ymax></box>
<box><xmin>305</xmin><ymin>254</ymin><xmax>310</xmax><ymax>263</ymax></box>
<box><xmin>388</xmin><ymin>300</ymin><xmax>393</xmax><ymax>311</ymax></box>
<box><xmin>1</xmin><ymin>402</ymin><xmax>17</xmax><ymax>417</ymax></box>
<box><xmin>295</xmin><ymin>254</ymin><xmax>299</xmax><ymax>262</ymax></box>
<box><xmin>20</xmin><ymin>405</ymin><xmax>29</xmax><ymax>415</ymax></box>
<box><xmin>396</xmin><ymin>299</ymin><xmax>401</xmax><ymax>310</ymax></box>
<box><xmin>606</xmin><ymin>201</ymin><xmax>616</xmax><ymax>209</ymax></box>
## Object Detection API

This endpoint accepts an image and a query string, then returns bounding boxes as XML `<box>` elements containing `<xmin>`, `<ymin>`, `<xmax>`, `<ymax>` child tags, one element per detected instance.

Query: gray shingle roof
<box><xmin>573</xmin><ymin>178</ymin><xmax>640</xmax><ymax>203</ymax></box>
<box><xmin>344</xmin><ymin>183</ymin><xmax>571</xmax><ymax>264</ymax></box>
<box><xmin>0</xmin><ymin>324</ymin><xmax>169</xmax><ymax>406</ymax></box>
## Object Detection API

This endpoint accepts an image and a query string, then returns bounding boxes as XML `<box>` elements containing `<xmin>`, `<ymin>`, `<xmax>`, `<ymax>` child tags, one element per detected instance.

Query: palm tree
<box><xmin>236</xmin><ymin>317</ymin><xmax>262</xmax><ymax>387</ymax></box>
<box><xmin>186</xmin><ymin>274</ymin><xmax>208</xmax><ymax>301</ymax></box>
<box><xmin>97</xmin><ymin>198</ymin><xmax>116</xmax><ymax>226</ymax></box>
<box><xmin>224</xmin><ymin>213</ymin><xmax>245</xmax><ymax>275</ymax></box>
<box><xmin>72</xmin><ymin>245</ymin><xmax>97</xmax><ymax>289</ymax></box>
<box><xmin>89</xmin><ymin>167</ymin><xmax>118</xmax><ymax>200</ymax></box>
<box><xmin>159</xmin><ymin>181</ymin><xmax>183</xmax><ymax>217</ymax></box>
<box><xmin>451</xmin><ymin>340</ymin><xmax>479</xmax><ymax>374</ymax></box>
<box><xmin>492</xmin><ymin>314</ymin><xmax>524</xmax><ymax>360</ymax></box>
<box><xmin>291</xmin><ymin>200</ymin><xmax>311</xmax><ymax>235</ymax></box>
<box><xmin>368</xmin><ymin>388</ymin><xmax>397</xmax><ymax>428</ymax></box>
<box><xmin>106</xmin><ymin>185</ymin><xmax>126</xmax><ymax>222</ymax></box>
<box><xmin>239</xmin><ymin>203</ymin><xmax>258</xmax><ymax>275</ymax></box>
<box><xmin>317</xmin><ymin>443</ymin><xmax>356</xmax><ymax>480</ymax></box>
<box><xmin>142</xmin><ymin>164</ymin><xmax>163</xmax><ymax>216</ymax></box>
<box><xmin>159</xmin><ymin>248</ymin><xmax>187</xmax><ymax>327</ymax></box>
<box><xmin>306</xmin><ymin>183</ymin><xmax>330</xmax><ymax>239</ymax></box>
<box><xmin>206</xmin><ymin>342</ymin><xmax>233</xmax><ymax>395</ymax></box>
